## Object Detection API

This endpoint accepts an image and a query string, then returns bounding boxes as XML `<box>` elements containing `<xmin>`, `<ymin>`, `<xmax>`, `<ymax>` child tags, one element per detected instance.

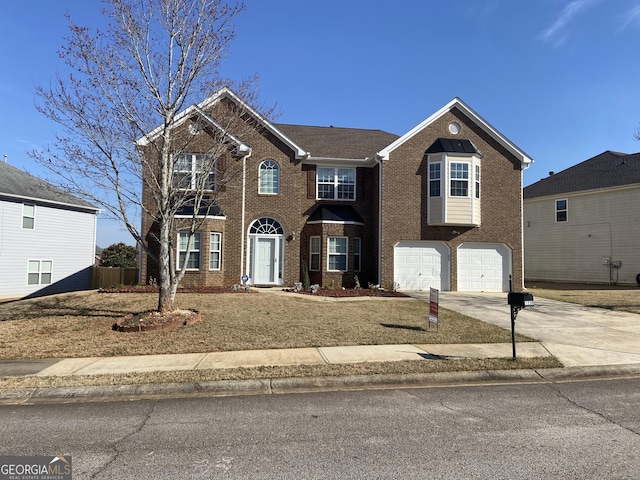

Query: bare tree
<box><xmin>32</xmin><ymin>0</ymin><xmax>268</xmax><ymax>312</ymax></box>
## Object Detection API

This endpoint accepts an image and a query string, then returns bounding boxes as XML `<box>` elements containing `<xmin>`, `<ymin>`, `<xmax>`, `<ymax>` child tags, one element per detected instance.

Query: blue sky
<box><xmin>2</xmin><ymin>0</ymin><xmax>640</xmax><ymax>247</ymax></box>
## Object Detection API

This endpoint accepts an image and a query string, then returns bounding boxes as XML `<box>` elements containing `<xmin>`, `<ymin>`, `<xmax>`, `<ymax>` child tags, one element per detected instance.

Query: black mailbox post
<box><xmin>507</xmin><ymin>291</ymin><xmax>534</xmax><ymax>359</ymax></box>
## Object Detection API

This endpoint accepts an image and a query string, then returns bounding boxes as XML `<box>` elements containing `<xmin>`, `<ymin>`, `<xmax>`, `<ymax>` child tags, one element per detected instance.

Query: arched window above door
<box><xmin>249</xmin><ymin>217</ymin><xmax>283</xmax><ymax>235</ymax></box>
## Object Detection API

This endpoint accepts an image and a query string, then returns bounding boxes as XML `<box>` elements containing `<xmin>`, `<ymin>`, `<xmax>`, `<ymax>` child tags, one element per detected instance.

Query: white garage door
<box><xmin>457</xmin><ymin>243</ymin><xmax>511</xmax><ymax>292</ymax></box>
<box><xmin>394</xmin><ymin>241</ymin><xmax>450</xmax><ymax>291</ymax></box>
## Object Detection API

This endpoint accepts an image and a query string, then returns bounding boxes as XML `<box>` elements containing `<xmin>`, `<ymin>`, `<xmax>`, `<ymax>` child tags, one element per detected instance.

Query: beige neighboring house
<box><xmin>523</xmin><ymin>150</ymin><xmax>640</xmax><ymax>285</ymax></box>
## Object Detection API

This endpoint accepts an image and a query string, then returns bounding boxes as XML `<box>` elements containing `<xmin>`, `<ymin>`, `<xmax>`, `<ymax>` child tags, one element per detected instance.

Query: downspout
<box><xmin>376</xmin><ymin>155</ymin><xmax>383</xmax><ymax>286</ymax></box>
<box><xmin>239</xmin><ymin>145</ymin><xmax>252</xmax><ymax>283</ymax></box>
<box><xmin>520</xmin><ymin>162</ymin><xmax>531</xmax><ymax>290</ymax></box>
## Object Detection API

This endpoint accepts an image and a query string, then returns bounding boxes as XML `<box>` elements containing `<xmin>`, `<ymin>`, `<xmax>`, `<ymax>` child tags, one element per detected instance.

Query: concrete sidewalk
<box><xmin>1</xmin><ymin>342</ymin><xmax>548</xmax><ymax>378</ymax></box>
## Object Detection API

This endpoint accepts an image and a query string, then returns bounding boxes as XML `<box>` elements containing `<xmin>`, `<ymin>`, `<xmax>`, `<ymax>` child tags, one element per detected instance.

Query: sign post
<box><xmin>428</xmin><ymin>287</ymin><xmax>439</xmax><ymax>332</ymax></box>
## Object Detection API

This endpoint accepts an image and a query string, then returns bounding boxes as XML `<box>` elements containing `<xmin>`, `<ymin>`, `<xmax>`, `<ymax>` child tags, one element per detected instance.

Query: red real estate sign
<box><xmin>429</xmin><ymin>287</ymin><xmax>438</xmax><ymax>325</ymax></box>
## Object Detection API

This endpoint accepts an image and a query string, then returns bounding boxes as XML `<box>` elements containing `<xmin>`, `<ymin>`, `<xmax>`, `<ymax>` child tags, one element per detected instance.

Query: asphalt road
<box><xmin>1</xmin><ymin>377</ymin><xmax>639</xmax><ymax>479</ymax></box>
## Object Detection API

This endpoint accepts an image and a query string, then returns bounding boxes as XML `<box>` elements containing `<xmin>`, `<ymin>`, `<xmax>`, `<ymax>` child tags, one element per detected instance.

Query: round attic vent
<box><xmin>448</xmin><ymin>122</ymin><xmax>460</xmax><ymax>135</ymax></box>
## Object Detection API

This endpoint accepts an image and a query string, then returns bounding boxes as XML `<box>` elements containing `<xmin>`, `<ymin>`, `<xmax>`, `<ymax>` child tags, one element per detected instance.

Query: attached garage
<box><xmin>457</xmin><ymin>243</ymin><xmax>511</xmax><ymax>292</ymax></box>
<box><xmin>394</xmin><ymin>241</ymin><xmax>450</xmax><ymax>291</ymax></box>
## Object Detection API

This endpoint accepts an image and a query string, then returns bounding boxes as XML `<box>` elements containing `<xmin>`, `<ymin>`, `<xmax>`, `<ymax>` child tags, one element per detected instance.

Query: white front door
<box><xmin>255</xmin><ymin>237</ymin><xmax>276</xmax><ymax>284</ymax></box>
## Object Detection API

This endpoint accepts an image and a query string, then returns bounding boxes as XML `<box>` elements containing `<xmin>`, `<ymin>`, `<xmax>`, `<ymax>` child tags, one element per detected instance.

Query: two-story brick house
<box><xmin>139</xmin><ymin>88</ymin><xmax>532</xmax><ymax>292</ymax></box>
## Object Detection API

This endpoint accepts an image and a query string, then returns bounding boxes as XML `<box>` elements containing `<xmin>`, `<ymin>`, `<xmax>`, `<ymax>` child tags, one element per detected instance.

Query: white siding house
<box><xmin>0</xmin><ymin>162</ymin><xmax>99</xmax><ymax>299</ymax></box>
<box><xmin>524</xmin><ymin>151</ymin><xmax>640</xmax><ymax>285</ymax></box>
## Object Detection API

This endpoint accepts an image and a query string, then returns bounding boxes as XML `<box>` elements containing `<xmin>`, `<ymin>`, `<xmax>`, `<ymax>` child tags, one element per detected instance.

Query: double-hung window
<box><xmin>27</xmin><ymin>260</ymin><xmax>52</xmax><ymax>285</ymax></box>
<box><xmin>178</xmin><ymin>232</ymin><xmax>201</xmax><ymax>270</ymax></box>
<box><xmin>259</xmin><ymin>160</ymin><xmax>280</xmax><ymax>194</ymax></box>
<box><xmin>317</xmin><ymin>167</ymin><xmax>355</xmax><ymax>200</ymax></box>
<box><xmin>429</xmin><ymin>163</ymin><xmax>441</xmax><ymax>197</ymax></box>
<box><xmin>173</xmin><ymin>153</ymin><xmax>216</xmax><ymax>190</ymax></box>
<box><xmin>354</xmin><ymin>237</ymin><xmax>361</xmax><ymax>272</ymax></box>
<box><xmin>475</xmin><ymin>165</ymin><xmax>481</xmax><ymax>199</ymax></box>
<box><xmin>450</xmin><ymin>162</ymin><xmax>469</xmax><ymax>197</ymax></box>
<box><xmin>328</xmin><ymin>236</ymin><xmax>348</xmax><ymax>271</ymax></box>
<box><xmin>209</xmin><ymin>232</ymin><xmax>222</xmax><ymax>270</ymax></box>
<box><xmin>309</xmin><ymin>236</ymin><xmax>321</xmax><ymax>271</ymax></box>
<box><xmin>22</xmin><ymin>204</ymin><xmax>35</xmax><ymax>229</ymax></box>
<box><xmin>556</xmin><ymin>199</ymin><xmax>568</xmax><ymax>222</ymax></box>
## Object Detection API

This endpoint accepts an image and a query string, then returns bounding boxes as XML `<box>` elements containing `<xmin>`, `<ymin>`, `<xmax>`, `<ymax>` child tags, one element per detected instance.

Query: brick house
<box><xmin>139</xmin><ymin>88</ymin><xmax>532</xmax><ymax>292</ymax></box>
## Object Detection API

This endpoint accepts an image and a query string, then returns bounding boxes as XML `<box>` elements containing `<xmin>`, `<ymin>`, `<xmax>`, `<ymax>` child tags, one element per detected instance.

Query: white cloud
<box><xmin>617</xmin><ymin>4</ymin><xmax>640</xmax><ymax>31</ymax></box>
<box><xmin>539</xmin><ymin>0</ymin><xmax>601</xmax><ymax>45</ymax></box>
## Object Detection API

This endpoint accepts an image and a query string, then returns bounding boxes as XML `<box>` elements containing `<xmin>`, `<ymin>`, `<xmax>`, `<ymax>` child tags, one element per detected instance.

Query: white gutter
<box><xmin>239</xmin><ymin>146</ymin><xmax>252</xmax><ymax>283</ymax></box>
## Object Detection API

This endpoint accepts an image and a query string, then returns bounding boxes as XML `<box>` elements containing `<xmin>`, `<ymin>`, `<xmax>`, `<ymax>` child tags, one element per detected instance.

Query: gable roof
<box><xmin>274</xmin><ymin>124</ymin><xmax>399</xmax><ymax>160</ymax></box>
<box><xmin>137</xmin><ymin>87</ymin><xmax>309</xmax><ymax>159</ymax></box>
<box><xmin>0</xmin><ymin>162</ymin><xmax>99</xmax><ymax>211</ymax></box>
<box><xmin>377</xmin><ymin>97</ymin><xmax>533</xmax><ymax>166</ymax></box>
<box><xmin>524</xmin><ymin>150</ymin><xmax>640</xmax><ymax>199</ymax></box>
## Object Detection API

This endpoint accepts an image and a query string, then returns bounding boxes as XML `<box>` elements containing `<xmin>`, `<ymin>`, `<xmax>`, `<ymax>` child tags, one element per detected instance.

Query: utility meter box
<box><xmin>507</xmin><ymin>292</ymin><xmax>534</xmax><ymax>307</ymax></box>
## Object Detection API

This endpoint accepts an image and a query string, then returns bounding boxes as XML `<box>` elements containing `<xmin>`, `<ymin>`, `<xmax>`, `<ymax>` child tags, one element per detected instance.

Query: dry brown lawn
<box><xmin>526</xmin><ymin>281</ymin><xmax>640</xmax><ymax>314</ymax></box>
<box><xmin>0</xmin><ymin>290</ymin><xmax>533</xmax><ymax>360</ymax></box>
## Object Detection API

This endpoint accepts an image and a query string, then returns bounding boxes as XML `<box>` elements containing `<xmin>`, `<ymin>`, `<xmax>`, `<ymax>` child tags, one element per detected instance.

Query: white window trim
<box><xmin>173</xmin><ymin>153</ymin><xmax>216</xmax><ymax>191</ymax></box>
<box><xmin>449</xmin><ymin>161</ymin><xmax>470</xmax><ymax>198</ymax></box>
<box><xmin>309</xmin><ymin>236</ymin><xmax>321</xmax><ymax>272</ymax></box>
<box><xmin>22</xmin><ymin>203</ymin><xmax>35</xmax><ymax>229</ymax></box>
<box><xmin>258</xmin><ymin>159</ymin><xmax>280</xmax><ymax>195</ymax></box>
<box><xmin>209</xmin><ymin>232</ymin><xmax>222</xmax><ymax>271</ymax></box>
<box><xmin>555</xmin><ymin>199</ymin><xmax>568</xmax><ymax>223</ymax></box>
<box><xmin>429</xmin><ymin>162</ymin><xmax>442</xmax><ymax>198</ymax></box>
<box><xmin>316</xmin><ymin>167</ymin><xmax>356</xmax><ymax>201</ymax></box>
<box><xmin>354</xmin><ymin>237</ymin><xmax>361</xmax><ymax>272</ymax></box>
<box><xmin>27</xmin><ymin>259</ymin><xmax>52</xmax><ymax>286</ymax></box>
<box><xmin>177</xmin><ymin>231</ymin><xmax>201</xmax><ymax>270</ymax></box>
<box><xmin>475</xmin><ymin>164</ymin><xmax>481</xmax><ymax>199</ymax></box>
<box><xmin>327</xmin><ymin>236</ymin><xmax>348</xmax><ymax>272</ymax></box>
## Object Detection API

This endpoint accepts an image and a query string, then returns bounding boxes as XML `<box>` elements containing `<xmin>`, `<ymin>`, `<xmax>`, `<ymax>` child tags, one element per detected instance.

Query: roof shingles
<box><xmin>0</xmin><ymin>162</ymin><xmax>98</xmax><ymax>210</ymax></box>
<box><xmin>524</xmin><ymin>151</ymin><xmax>640</xmax><ymax>199</ymax></box>
<box><xmin>274</xmin><ymin>123</ymin><xmax>399</xmax><ymax>159</ymax></box>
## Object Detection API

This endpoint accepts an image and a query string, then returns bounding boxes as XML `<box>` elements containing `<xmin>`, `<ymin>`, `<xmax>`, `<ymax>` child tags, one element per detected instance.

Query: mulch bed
<box><xmin>283</xmin><ymin>288</ymin><xmax>409</xmax><ymax>298</ymax></box>
<box><xmin>100</xmin><ymin>285</ymin><xmax>255</xmax><ymax>294</ymax></box>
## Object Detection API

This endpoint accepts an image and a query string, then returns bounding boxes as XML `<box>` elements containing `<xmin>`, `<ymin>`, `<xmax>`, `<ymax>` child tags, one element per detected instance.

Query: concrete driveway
<box><xmin>408</xmin><ymin>291</ymin><xmax>640</xmax><ymax>368</ymax></box>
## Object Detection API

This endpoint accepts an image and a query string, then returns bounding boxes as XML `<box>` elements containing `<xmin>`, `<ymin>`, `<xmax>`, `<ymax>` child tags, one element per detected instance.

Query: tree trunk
<box><xmin>157</xmin><ymin>212</ymin><xmax>174</xmax><ymax>313</ymax></box>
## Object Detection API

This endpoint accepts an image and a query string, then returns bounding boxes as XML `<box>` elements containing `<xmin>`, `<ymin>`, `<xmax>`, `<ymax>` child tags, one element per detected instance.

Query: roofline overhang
<box><xmin>524</xmin><ymin>181</ymin><xmax>640</xmax><ymax>202</ymax></box>
<box><xmin>302</xmin><ymin>156</ymin><xmax>378</xmax><ymax>167</ymax></box>
<box><xmin>376</xmin><ymin>97</ymin><xmax>534</xmax><ymax>166</ymax></box>
<box><xmin>0</xmin><ymin>192</ymin><xmax>100</xmax><ymax>213</ymax></box>
<box><xmin>136</xmin><ymin>87</ymin><xmax>310</xmax><ymax>160</ymax></box>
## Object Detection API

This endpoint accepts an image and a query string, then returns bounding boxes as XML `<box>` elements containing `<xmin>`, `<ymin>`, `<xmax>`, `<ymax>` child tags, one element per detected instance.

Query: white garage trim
<box><xmin>457</xmin><ymin>243</ymin><xmax>511</xmax><ymax>292</ymax></box>
<box><xmin>394</xmin><ymin>241</ymin><xmax>450</xmax><ymax>291</ymax></box>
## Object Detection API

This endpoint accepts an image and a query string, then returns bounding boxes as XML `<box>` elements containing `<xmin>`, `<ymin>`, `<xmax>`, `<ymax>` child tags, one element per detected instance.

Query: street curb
<box><xmin>3</xmin><ymin>365</ymin><xmax>639</xmax><ymax>403</ymax></box>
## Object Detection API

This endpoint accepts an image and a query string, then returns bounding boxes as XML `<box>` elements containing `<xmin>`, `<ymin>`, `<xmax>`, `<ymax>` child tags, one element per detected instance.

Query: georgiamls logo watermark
<box><xmin>0</xmin><ymin>455</ymin><xmax>72</xmax><ymax>480</ymax></box>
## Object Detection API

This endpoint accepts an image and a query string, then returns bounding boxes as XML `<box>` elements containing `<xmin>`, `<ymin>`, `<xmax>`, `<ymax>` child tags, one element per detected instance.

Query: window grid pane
<box><xmin>317</xmin><ymin>168</ymin><xmax>355</xmax><ymax>200</ymax></box>
<box><xmin>210</xmin><ymin>232</ymin><xmax>221</xmax><ymax>270</ymax></box>
<box><xmin>328</xmin><ymin>237</ymin><xmax>348</xmax><ymax>271</ymax></box>
<box><xmin>259</xmin><ymin>160</ymin><xmax>280</xmax><ymax>194</ymax></box>
<box><xmin>310</xmin><ymin>237</ymin><xmax>320</xmax><ymax>271</ymax></box>
<box><xmin>178</xmin><ymin>232</ymin><xmax>201</xmax><ymax>269</ymax></box>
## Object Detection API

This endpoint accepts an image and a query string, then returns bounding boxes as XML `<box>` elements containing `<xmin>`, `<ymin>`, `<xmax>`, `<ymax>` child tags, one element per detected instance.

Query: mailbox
<box><xmin>507</xmin><ymin>292</ymin><xmax>534</xmax><ymax>307</ymax></box>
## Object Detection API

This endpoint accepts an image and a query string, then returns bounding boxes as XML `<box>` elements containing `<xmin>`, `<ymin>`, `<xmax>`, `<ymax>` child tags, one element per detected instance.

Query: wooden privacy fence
<box><xmin>91</xmin><ymin>266</ymin><xmax>139</xmax><ymax>289</ymax></box>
